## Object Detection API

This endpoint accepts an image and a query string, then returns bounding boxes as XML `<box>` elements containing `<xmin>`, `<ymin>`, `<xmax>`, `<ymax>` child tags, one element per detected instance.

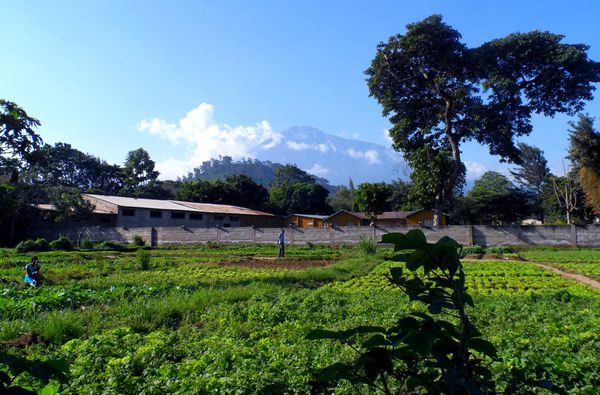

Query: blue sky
<box><xmin>3</xmin><ymin>0</ymin><xmax>600</xmax><ymax>182</ymax></box>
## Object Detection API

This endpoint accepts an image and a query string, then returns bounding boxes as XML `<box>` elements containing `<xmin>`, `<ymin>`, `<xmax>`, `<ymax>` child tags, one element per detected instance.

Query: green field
<box><xmin>1</xmin><ymin>244</ymin><xmax>599</xmax><ymax>394</ymax></box>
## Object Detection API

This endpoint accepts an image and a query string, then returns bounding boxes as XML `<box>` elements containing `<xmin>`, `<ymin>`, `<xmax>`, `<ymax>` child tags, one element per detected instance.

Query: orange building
<box><xmin>325</xmin><ymin>209</ymin><xmax>447</xmax><ymax>227</ymax></box>
<box><xmin>284</xmin><ymin>214</ymin><xmax>328</xmax><ymax>228</ymax></box>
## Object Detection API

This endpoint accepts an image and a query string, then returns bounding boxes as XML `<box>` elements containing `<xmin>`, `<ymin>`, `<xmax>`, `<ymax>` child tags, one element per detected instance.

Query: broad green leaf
<box><xmin>406</xmin><ymin>229</ymin><xmax>428</xmax><ymax>249</ymax></box>
<box><xmin>389</xmin><ymin>267</ymin><xmax>403</xmax><ymax>281</ymax></box>
<box><xmin>469</xmin><ymin>338</ymin><xmax>498</xmax><ymax>359</ymax></box>
<box><xmin>362</xmin><ymin>334</ymin><xmax>391</xmax><ymax>348</ymax></box>
<box><xmin>306</xmin><ymin>329</ymin><xmax>342</xmax><ymax>341</ymax></box>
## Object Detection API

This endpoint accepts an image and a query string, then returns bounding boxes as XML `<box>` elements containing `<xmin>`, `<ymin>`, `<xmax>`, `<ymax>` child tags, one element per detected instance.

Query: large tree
<box><xmin>354</xmin><ymin>182</ymin><xmax>392</xmax><ymax>222</ymax></box>
<box><xmin>454</xmin><ymin>171</ymin><xmax>532</xmax><ymax>225</ymax></box>
<box><xmin>268</xmin><ymin>165</ymin><xmax>331</xmax><ymax>214</ymax></box>
<box><xmin>569</xmin><ymin>114</ymin><xmax>600</xmax><ymax>214</ymax></box>
<box><xmin>120</xmin><ymin>148</ymin><xmax>160</xmax><ymax>197</ymax></box>
<box><xmin>23</xmin><ymin>143</ymin><xmax>123</xmax><ymax>194</ymax></box>
<box><xmin>510</xmin><ymin>143</ymin><xmax>551</xmax><ymax>196</ymax></box>
<box><xmin>366</xmin><ymin>15</ymin><xmax>600</xmax><ymax>225</ymax></box>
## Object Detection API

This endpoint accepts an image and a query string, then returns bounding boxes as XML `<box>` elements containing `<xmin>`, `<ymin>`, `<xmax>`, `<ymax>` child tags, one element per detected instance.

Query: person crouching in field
<box><xmin>278</xmin><ymin>229</ymin><xmax>285</xmax><ymax>258</ymax></box>
<box><xmin>24</xmin><ymin>256</ymin><xmax>41</xmax><ymax>287</ymax></box>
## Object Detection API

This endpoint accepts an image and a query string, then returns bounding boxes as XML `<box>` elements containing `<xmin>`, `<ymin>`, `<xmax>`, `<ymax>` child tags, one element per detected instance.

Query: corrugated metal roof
<box><xmin>34</xmin><ymin>203</ymin><xmax>116</xmax><ymax>215</ymax></box>
<box><xmin>83</xmin><ymin>194</ymin><xmax>274</xmax><ymax>216</ymax></box>
<box><xmin>350</xmin><ymin>210</ymin><xmax>422</xmax><ymax>219</ymax></box>
<box><xmin>173</xmin><ymin>201</ymin><xmax>274</xmax><ymax>216</ymax></box>
<box><xmin>83</xmin><ymin>194</ymin><xmax>202</xmax><ymax>212</ymax></box>
<box><xmin>326</xmin><ymin>210</ymin><xmax>424</xmax><ymax>220</ymax></box>
<box><xmin>288</xmin><ymin>214</ymin><xmax>329</xmax><ymax>220</ymax></box>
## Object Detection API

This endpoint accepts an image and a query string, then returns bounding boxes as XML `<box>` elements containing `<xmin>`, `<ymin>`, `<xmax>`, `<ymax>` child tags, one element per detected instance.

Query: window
<box><xmin>223</xmin><ymin>223</ymin><xmax>231</xmax><ymax>228</ymax></box>
<box><xmin>214</xmin><ymin>215</ymin><xmax>224</xmax><ymax>221</ymax></box>
<box><xmin>171</xmin><ymin>211</ymin><xmax>185</xmax><ymax>219</ymax></box>
<box><xmin>150</xmin><ymin>210</ymin><xmax>162</xmax><ymax>218</ymax></box>
<box><xmin>122</xmin><ymin>209</ymin><xmax>135</xmax><ymax>217</ymax></box>
<box><xmin>421</xmin><ymin>219</ymin><xmax>433</xmax><ymax>227</ymax></box>
<box><xmin>100</xmin><ymin>217</ymin><xmax>112</xmax><ymax>224</ymax></box>
<box><xmin>189</xmin><ymin>213</ymin><xmax>203</xmax><ymax>220</ymax></box>
<box><xmin>229</xmin><ymin>216</ymin><xmax>239</xmax><ymax>222</ymax></box>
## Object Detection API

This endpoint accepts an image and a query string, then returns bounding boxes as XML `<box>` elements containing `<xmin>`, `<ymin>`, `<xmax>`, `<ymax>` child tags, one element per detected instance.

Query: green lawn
<box><xmin>1</xmin><ymin>245</ymin><xmax>599</xmax><ymax>394</ymax></box>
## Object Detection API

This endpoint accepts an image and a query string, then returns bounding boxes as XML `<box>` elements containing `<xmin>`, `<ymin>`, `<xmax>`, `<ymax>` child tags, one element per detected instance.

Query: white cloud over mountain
<box><xmin>345</xmin><ymin>148</ymin><xmax>381</xmax><ymax>164</ymax></box>
<box><xmin>138</xmin><ymin>103</ymin><xmax>406</xmax><ymax>183</ymax></box>
<box><xmin>137</xmin><ymin>103</ymin><xmax>282</xmax><ymax>180</ymax></box>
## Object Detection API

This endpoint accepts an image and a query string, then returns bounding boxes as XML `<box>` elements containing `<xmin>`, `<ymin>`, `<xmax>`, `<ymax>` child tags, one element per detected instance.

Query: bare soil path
<box><xmin>533</xmin><ymin>262</ymin><xmax>600</xmax><ymax>290</ymax></box>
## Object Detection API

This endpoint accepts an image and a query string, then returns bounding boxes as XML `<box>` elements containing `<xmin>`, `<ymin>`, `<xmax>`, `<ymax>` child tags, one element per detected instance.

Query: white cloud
<box><xmin>137</xmin><ymin>103</ymin><xmax>282</xmax><ymax>180</ymax></box>
<box><xmin>464</xmin><ymin>161</ymin><xmax>488</xmax><ymax>180</ymax></box>
<box><xmin>307</xmin><ymin>164</ymin><xmax>330</xmax><ymax>178</ymax></box>
<box><xmin>345</xmin><ymin>148</ymin><xmax>381</xmax><ymax>165</ymax></box>
<box><xmin>287</xmin><ymin>141</ymin><xmax>312</xmax><ymax>151</ymax></box>
<box><xmin>286</xmin><ymin>141</ymin><xmax>331</xmax><ymax>153</ymax></box>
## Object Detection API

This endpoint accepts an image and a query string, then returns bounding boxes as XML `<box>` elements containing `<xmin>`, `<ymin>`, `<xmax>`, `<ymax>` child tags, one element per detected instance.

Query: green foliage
<box><xmin>79</xmin><ymin>239</ymin><xmax>95</xmax><ymax>250</ymax></box>
<box><xmin>22</xmin><ymin>142</ymin><xmax>123</xmax><ymax>194</ymax></box>
<box><xmin>15</xmin><ymin>238</ymin><xmax>49</xmax><ymax>253</ymax></box>
<box><xmin>354</xmin><ymin>182</ymin><xmax>392</xmax><ymax>220</ymax></box>
<box><xmin>308</xmin><ymin>230</ymin><xmax>565</xmax><ymax>393</ymax></box>
<box><xmin>0</xmin><ymin>352</ymin><xmax>68</xmax><ymax>394</ymax></box>
<box><xmin>328</xmin><ymin>180</ymin><xmax>356</xmax><ymax>212</ymax></box>
<box><xmin>0</xmin><ymin>99</ymin><xmax>42</xmax><ymax>163</ymax></box>
<box><xmin>137</xmin><ymin>249</ymin><xmax>151</xmax><ymax>271</ymax></box>
<box><xmin>486</xmin><ymin>245</ymin><xmax>514</xmax><ymax>255</ymax></box>
<box><xmin>461</xmin><ymin>245</ymin><xmax>485</xmax><ymax>256</ymax></box>
<box><xmin>510</xmin><ymin>143</ymin><xmax>551</xmax><ymax>196</ymax></box>
<box><xmin>94</xmin><ymin>240</ymin><xmax>127</xmax><ymax>251</ymax></box>
<box><xmin>132</xmin><ymin>235</ymin><xmax>146</xmax><ymax>247</ymax></box>
<box><xmin>269</xmin><ymin>165</ymin><xmax>332</xmax><ymax>215</ymax></box>
<box><xmin>366</xmin><ymin>15</ymin><xmax>600</xmax><ymax>218</ymax></box>
<box><xmin>358</xmin><ymin>236</ymin><xmax>376</xmax><ymax>255</ymax></box>
<box><xmin>454</xmin><ymin>172</ymin><xmax>533</xmax><ymax>225</ymax></box>
<box><xmin>569</xmin><ymin>114</ymin><xmax>600</xmax><ymax>214</ymax></box>
<box><xmin>0</xmin><ymin>244</ymin><xmax>598</xmax><ymax>393</ymax></box>
<box><xmin>49</xmin><ymin>236</ymin><xmax>74</xmax><ymax>251</ymax></box>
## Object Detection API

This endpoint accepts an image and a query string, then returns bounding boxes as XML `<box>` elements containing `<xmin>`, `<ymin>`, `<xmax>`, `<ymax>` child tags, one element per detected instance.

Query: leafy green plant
<box><xmin>486</xmin><ymin>245</ymin><xmax>514</xmax><ymax>255</ymax></box>
<box><xmin>358</xmin><ymin>236</ymin><xmax>377</xmax><ymax>255</ymax></box>
<box><xmin>0</xmin><ymin>352</ymin><xmax>68</xmax><ymax>394</ymax></box>
<box><xmin>137</xmin><ymin>249</ymin><xmax>151</xmax><ymax>271</ymax></box>
<box><xmin>49</xmin><ymin>236</ymin><xmax>73</xmax><ymax>251</ymax></box>
<box><xmin>15</xmin><ymin>238</ymin><xmax>50</xmax><ymax>253</ymax></box>
<box><xmin>94</xmin><ymin>240</ymin><xmax>127</xmax><ymax>251</ymax></box>
<box><xmin>79</xmin><ymin>239</ymin><xmax>95</xmax><ymax>250</ymax></box>
<box><xmin>132</xmin><ymin>235</ymin><xmax>146</xmax><ymax>247</ymax></box>
<box><xmin>307</xmin><ymin>230</ymin><xmax>565</xmax><ymax>394</ymax></box>
<box><xmin>461</xmin><ymin>245</ymin><xmax>485</xmax><ymax>256</ymax></box>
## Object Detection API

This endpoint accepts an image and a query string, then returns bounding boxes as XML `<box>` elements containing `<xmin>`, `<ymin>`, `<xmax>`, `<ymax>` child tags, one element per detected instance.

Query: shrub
<box><xmin>95</xmin><ymin>241</ymin><xmax>127</xmax><ymax>251</ymax></box>
<box><xmin>79</xmin><ymin>239</ymin><xmax>95</xmax><ymax>250</ymax></box>
<box><xmin>358</xmin><ymin>236</ymin><xmax>376</xmax><ymax>255</ymax></box>
<box><xmin>132</xmin><ymin>235</ymin><xmax>146</xmax><ymax>247</ymax></box>
<box><xmin>15</xmin><ymin>239</ymin><xmax>35</xmax><ymax>253</ymax></box>
<box><xmin>137</xmin><ymin>249</ymin><xmax>151</xmax><ymax>271</ymax></box>
<box><xmin>461</xmin><ymin>245</ymin><xmax>485</xmax><ymax>256</ymax></box>
<box><xmin>15</xmin><ymin>238</ymin><xmax>50</xmax><ymax>253</ymax></box>
<box><xmin>486</xmin><ymin>245</ymin><xmax>513</xmax><ymax>255</ymax></box>
<box><xmin>49</xmin><ymin>236</ymin><xmax>74</xmax><ymax>251</ymax></box>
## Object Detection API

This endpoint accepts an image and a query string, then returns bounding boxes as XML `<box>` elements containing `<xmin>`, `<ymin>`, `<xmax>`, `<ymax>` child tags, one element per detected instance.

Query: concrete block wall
<box><xmin>21</xmin><ymin>223</ymin><xmax>600</xmax><ymax>247</ymax></box>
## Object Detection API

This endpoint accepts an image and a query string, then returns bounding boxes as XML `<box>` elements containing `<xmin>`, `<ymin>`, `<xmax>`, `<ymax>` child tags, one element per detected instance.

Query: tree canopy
<box><xmin>569</xmin><ymin>114</ymin><xmax>600</xmax><ymax>213</ymax></box>
<box><xmin>366</xmin><ymin>15</ymin><xmax>600</xmax><ymax>224</ymax></box>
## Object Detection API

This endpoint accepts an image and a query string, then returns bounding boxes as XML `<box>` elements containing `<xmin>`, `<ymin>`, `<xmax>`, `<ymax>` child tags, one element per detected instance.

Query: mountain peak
<box><xmin>250</xmin><ymin>125</ymin><xmax>406</xmax><ymax>185</ymax></box>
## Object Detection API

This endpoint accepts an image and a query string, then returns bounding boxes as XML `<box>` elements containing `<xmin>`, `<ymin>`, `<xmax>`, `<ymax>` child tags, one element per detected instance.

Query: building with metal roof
<box><xmin>36</xmin><ymin>194</ymin><xmax>283</xmax><ymax>229</ymax></box>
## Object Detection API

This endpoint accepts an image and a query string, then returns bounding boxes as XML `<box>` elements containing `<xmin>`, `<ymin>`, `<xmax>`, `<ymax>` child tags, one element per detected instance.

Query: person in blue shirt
<box><xmin>24</xmin><ymin>256</ymin><xmax>41</xmax><ymax>287</ymax></box>
<box><xmin>277</xmin><ymin>229</ymin><xmax>285</xmax><ymax>258</ymax></box>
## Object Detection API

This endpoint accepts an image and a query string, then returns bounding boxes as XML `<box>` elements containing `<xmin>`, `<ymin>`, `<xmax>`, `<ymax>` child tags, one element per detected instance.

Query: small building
<box><xmin>36</xmin><ymin>194</ymin><xmax>282</xmax><ymax>229</ymax></box>
<box><xmin>325</xmin><ymin>209</ymin><xmax>447</xmax><ymax>227</ymax></box>
<box><xmin>285</xmin><ymin>214</ymin><xmax>329</xmax><ymax>228</ymax></box>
